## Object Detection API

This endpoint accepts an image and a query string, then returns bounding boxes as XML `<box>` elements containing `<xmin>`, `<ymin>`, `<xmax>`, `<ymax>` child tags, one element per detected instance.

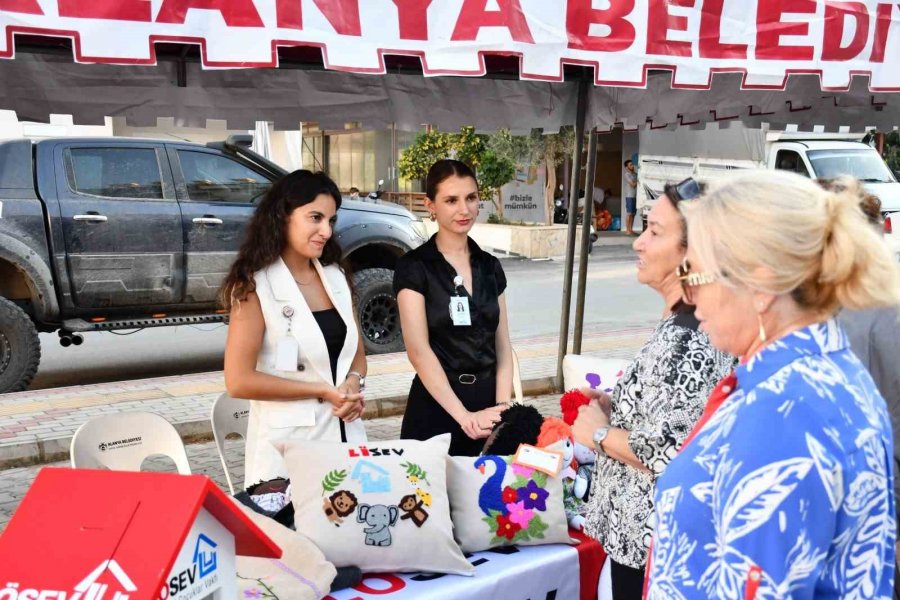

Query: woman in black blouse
<box><xmin>393</xmin><ymin>160</ymin><xmax>512</xmax><ymax>455</ymax></box>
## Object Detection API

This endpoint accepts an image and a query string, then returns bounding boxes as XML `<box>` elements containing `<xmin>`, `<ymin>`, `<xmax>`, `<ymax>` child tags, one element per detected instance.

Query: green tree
<box><xmin>477</xmin><ymin>150</ymin><xmax>516</xmax><ymax>217</ymax></box>
<box><xmin>396</xmin><ymin>130</ymin><xmax>453</xmax><ymax>182</ymax></box>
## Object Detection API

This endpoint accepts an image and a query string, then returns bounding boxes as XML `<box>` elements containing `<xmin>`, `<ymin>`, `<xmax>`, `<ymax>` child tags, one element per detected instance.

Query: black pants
<box><xmin>400</xmin><ymin>374</ymin><xmax>496</xmax><ymax>456</ymax></box>
<box><xmin>610</xmin><ymin>560</ymin><xmax>645</xmax><ymax>600</ymax></box>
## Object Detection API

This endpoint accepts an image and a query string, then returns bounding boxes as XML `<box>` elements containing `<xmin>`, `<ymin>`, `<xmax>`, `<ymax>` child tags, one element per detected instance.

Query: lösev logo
<box><xmin>164</xmin><ymin>535</ymin><xmax>219</xmax><ymax>599</ymax></box>
<box><xmin>98</xmin><ymin>437</ymin><xmax>142</xmax><ymax>452</ymax></box>
<box><xmin>7</xmin><ymin>559</ymin><xmax>138</xmax><ymax>600</ymax></box>
<box><xmin>232</xmin><ymin>409</ymin><xmax>249</xmax><ymax>420</ymax></box>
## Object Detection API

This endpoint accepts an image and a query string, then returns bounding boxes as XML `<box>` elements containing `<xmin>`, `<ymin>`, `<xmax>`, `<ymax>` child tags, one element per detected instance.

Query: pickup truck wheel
<box><xmin>353</xmin><ymin>268</ymin><xmax>405</xmax><ymax>355</ymax></box>
<box><xmin>0</xmin><ymin>297</ymin><xmax>41</xmax><ymax>393</ymax></box>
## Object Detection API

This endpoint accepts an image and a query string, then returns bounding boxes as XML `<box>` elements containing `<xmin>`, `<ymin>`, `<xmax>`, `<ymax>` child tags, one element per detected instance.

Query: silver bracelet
<box><xmin>346</xmin><ymin>370</ymin><xmax>366</xmax><ymax>389</ymax></box>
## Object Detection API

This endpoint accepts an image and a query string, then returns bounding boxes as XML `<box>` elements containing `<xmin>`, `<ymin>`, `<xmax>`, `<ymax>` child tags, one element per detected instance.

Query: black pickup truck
<box><xmin>0</xmin><ymin>136</ymin><xmax>428</xmax><ymax>393</ymax></box>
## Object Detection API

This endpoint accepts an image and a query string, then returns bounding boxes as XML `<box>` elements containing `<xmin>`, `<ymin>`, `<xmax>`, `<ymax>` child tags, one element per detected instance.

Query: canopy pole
<box><xmin>573</xmin><ymin>129</ymin><xmax>598</xmax><ymax>355</ymax></box>
<box><xmin>555</xmin><ymin>78</ymin><xmax>590</xmax><ymax>388</ymax></box>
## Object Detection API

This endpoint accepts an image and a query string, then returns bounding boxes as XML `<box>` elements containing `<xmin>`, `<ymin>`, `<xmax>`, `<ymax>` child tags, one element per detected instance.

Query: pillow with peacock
<box><xmin>277</xmin><ymin>433</ymin><xmax>473</xmax><ymax>575</ymax></box>
<box><xmin>446</xmin><ymin>454</ymin><xmax>573</xmax><ymax>553</ymax></box>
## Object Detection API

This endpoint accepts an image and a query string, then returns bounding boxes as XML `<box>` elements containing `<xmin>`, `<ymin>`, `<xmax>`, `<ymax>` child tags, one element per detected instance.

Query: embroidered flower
<box><xmin>506</xmin><ymin>500</ymin><xmax>534</xmax><ymax>528</ymax></box>
<box><xmin>512</xmin><ymin>463</ymin><xmax>535</xmax><ymax>478</ymax></box>
<box><xmin>502</xmin><ymin>486</ymin><xmax>518</xmax><ymax>504</ymax></box>
<box><xmin>244</xmin><ymin>590</ymin><xmax>263</xmax><ymax>599</ymax></box>
<box><xmin>518</xmin><ymin>480</ymin><xmax>549</xmax><ymax>511</ymax></box>
<box><xmin>495</xmin><ymin>513</ymin><xmax>522</xmax><ymax>540</ymax></box>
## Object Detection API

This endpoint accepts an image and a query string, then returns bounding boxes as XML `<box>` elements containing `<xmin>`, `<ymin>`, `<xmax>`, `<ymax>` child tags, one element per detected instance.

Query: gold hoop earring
<box><xmin>757</xmin><ymin>314</ymin><xmax>767</xmax><ymax>343</ymax></box>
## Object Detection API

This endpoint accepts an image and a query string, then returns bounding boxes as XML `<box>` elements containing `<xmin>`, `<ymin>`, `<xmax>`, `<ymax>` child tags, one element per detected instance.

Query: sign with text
<box><xmin>479</xmin><ymin>165</ymin><xmax>548</xmax><ymax>224</ymax></box>
<box><xmin>1</xmin><ymin>1</ymin><xmax>898</xmax><ymax>90</ymax></box>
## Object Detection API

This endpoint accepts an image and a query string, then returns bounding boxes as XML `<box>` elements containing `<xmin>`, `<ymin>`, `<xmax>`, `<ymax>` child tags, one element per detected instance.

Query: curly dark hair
<box><xmin>220</xmin><ymin>170</ymin><xmax>345</xmax><ymax>310</ymax></box>
<box><xmin>481</xmin><ymin>404</ymin><xmax>545</xmax><ymax>456</ymax></box>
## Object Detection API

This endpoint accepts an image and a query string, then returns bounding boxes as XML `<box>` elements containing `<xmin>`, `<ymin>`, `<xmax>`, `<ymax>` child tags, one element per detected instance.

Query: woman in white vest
<box><xmin>222</xmin><ymin>170</ymin><xmax>367</xmax><ymax>486</ymax></box>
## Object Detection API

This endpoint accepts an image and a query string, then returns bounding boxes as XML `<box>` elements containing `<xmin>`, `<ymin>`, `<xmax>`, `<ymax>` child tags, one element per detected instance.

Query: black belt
<box><xmin>445</xmin><ymin>366</ymin><xmax>495</xmax><ymax>385</ymax></box>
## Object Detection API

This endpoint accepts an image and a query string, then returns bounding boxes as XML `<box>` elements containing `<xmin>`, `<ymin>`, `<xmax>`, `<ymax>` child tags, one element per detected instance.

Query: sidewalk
<box><xmin>0</xmin><ymin>321</ymin><xmax>654</xmax><ymax>471</ymax></box>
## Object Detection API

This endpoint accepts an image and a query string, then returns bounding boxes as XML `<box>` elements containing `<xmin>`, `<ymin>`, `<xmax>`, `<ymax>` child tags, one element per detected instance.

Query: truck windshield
<box><xmin>806</xmin><ymin>149</ymin><xmax>896</xmax><ymax>183</ymax></box>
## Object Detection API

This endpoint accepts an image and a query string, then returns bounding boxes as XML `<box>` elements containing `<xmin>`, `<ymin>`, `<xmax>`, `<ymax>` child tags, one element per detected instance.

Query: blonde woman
<box><xmin>646</xmin><ymin>171</ymin><xmax>900</xmax><ymax>599</ymax></box>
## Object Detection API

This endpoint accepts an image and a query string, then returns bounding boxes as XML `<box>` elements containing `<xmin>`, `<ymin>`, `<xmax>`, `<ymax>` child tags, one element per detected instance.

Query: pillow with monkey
<box><xmin>277</xmin><ymin>433</ymin><xmax>472</xmax><ymax>575</ymax></box>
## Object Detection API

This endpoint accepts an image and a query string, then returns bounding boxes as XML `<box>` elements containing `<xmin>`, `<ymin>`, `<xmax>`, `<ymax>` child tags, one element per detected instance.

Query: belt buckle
<box><xmin>458</xmin><ymin>374</ymin><xmax>477</xmax><ymax>385</ymax></box>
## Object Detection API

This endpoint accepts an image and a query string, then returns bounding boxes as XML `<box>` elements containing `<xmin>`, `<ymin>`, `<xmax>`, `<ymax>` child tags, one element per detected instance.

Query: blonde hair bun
<box><xmin>681</xmin><ymin>170</ymin><xmax>900</xmax><ymax>316</ymax></box>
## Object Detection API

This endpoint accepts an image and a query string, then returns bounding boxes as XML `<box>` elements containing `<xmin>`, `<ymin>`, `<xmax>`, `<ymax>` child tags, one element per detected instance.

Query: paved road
<box><xmin>29</xmin><ymin>245</ymin><xmax>659</xmax><ymax>390</ymax></box>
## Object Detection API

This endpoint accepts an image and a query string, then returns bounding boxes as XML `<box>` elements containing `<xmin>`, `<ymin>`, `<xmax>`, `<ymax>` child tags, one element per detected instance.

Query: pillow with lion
<box><xmin>277</xmin><ymin>433</ymin><xmax>473</xmax><ymax>575</ymax></box>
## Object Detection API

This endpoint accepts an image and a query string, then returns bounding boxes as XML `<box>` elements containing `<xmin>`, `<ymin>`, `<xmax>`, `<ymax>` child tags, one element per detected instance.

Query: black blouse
<box><xmin>393</xmin><ymin>235</ymin><xmax>507</xmax><ymax>374</ymax></box>
<box><xmin>312</xmin><ymin>308</ymin><xmax>347</xmax><ymax>384</ymax></box>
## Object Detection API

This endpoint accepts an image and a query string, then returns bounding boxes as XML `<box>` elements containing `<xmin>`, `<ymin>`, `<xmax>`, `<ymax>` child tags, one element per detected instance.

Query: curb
<box><xmin>0</xmin><ymin>376</ymin><xmax>558</xmax><ymax>471</ymax></box>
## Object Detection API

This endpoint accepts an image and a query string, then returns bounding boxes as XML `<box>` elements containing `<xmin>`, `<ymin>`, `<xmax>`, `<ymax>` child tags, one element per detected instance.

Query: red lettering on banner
<box><xmin>353</xmin><ymin>574</ymin><xmax>407</xmax><ymax>594</ymax></box>
<box><xmin>870</xmin><ymin>3</ymin><xmax>897</xmax><ymax>62</ymax></box>
<box><xmin>566</xmin><ymin>0</ymin><xmax>636</xmax><ymax>52</ymax></box>
<box><xmin>312</xmin><ymin>0</ymin><xmax>362</xmax><ymax>36</ymax></box>
<box><xmin>822</xmin><ymin>2</ymin><xmax>870</xmax><ymax>60</ymax></box>
<box><xmin>58</xmin><ymin>0</ymin><xmax>151</xmax><ymax>22</ymax></box>
<box><xmin>452</xmin><ymin>0</ymin><xmax>535</xmax><ymax>43</ymax></box>
<box><xmin>698</xmin><ymin>0</ymin><xmax>748</xmax><ymax>58</ymax></box>
<box><xmin>393</xmin><ymin>0</ymin><xmax>433</xmax><ymax>41</ymax></box>
<box><xmin>275</xmin><ymin>0</ymin><xmax>302</xmax><ymax>30</ymax></box>
<box><xmin>272</xmin><ymin>0</ymin><xmax>361</xmax><ymax>35</ymax></box>
<box><xmin>0</xmin><ymin>0</ymin><xmax>43</xmax><ymax>14</ymax></box>
<box><xmin>156</xmin><ymin>0</ymin><xmax>264</xmax><ymax>27</ymax></box>
<box><xmin>647</xmin><ymin>0</ymin><xmax>694</xmax><ymax>56</ymax></box>
<box><xmin>756</xmin><ymin>0</ymin><xmax>817</xmax><ymax>60</ymax></box>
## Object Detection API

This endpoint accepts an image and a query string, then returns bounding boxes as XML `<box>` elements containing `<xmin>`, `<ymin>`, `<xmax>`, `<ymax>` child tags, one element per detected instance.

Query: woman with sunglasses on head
<box><xmin>646</xmin><ymin>171</ymin><xmax>900</xmax><ymax>599</ymax></box>
<box><xmin>221</xmin><ymin>170</ymin><xmax>367</xmax><ymax>486</ymax></box>
<box><xmin>572</xmin><ymin>178</ymin><xmax>735</xmax><ymax>598</ymax></box>
<box><xmin>393</xmin><ymin>159</ymin><xmax>511</xmax><ymax>456</ymax></box>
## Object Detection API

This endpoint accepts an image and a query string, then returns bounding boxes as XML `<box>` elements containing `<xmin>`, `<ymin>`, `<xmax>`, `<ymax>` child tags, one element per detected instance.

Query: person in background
<box><xmin>222</xmin><ymin>170</ymin><xmax>367</xmax><ymax>486</ymax></box>
<box><xmin>820</xmin><ymin>177</ymin><xmax>900</xmax><ymax>600</ymax></box>
<box><xmin>623</xmin><ymin>159</ymin><xmax>638</xmax><ymax>236</ymax></box>
<box><xmin>348</xmin><ymin>187</ymin><xmax>360</xmax><ymax>200</ymax></box>
<box><xmin>646</xmin><ymin>170</ymin><xmax>900</xmax><ymax>598</ymax></box>
<box><xmin>572</xmin><ymin>177</ymin><xmax>735</xmax><ymax>599</ymax></box>
<box><xmin>393</xmin><ymin>159</ymin><xmax>511</xmax><ymax>455</ymax></box>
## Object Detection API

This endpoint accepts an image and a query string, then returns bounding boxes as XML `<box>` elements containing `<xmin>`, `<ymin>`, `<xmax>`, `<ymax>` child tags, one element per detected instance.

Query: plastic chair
<box><xmin>70</xmin><ymin>411</ymin><xmax>191</xmax><ymax>475</ymax></box>
<box><xmin>211</xmin><ymin>392</ymin><xmax>250</xmax><ymax>495</ymax></box>
<box><xmin>512</xmin><ymin>347</ymin><xmax>524</xmax><ymax>404</ymax></box>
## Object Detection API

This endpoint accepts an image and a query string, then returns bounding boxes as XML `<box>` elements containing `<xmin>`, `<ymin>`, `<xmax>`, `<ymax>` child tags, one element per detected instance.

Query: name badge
<box><xmin>449</xmin><ymin>296</ymin><xmax>471</xmax><ymax>326</ymax></box>
<box><xmin>274</xmin><ymin>336</ymin><xmax>300</xmax><ymax>371</ymax></box>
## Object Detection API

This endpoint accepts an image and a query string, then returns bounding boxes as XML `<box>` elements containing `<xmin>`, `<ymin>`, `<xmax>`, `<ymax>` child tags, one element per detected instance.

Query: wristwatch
<box><xmin>592</xmin><ymin>426</ymin><xmax>610</xmax><ymax>457</ymax></box>
<box><xmin>347</xmin><ymin>370</ymin><xmax>366</xmax><ymax>390</ymax></box>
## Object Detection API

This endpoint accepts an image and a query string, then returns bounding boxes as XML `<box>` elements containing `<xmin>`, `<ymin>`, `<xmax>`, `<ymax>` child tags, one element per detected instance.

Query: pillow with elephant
<box><xmin>446</xmin><ymin>454</ymin><xmax>573</xmax><ymax>553</ymax></box>
<box><xmin>277</xmin><ymin>433</ymin><xmax>473</xmax><ymax>575</ymax></box>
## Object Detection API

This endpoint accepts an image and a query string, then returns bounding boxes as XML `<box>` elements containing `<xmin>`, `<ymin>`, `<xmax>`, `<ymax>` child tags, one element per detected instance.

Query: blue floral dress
<box><xmin>647</xmin><ymin>319</ymin><xmax>896</xmax><ymax>599</ymax></box>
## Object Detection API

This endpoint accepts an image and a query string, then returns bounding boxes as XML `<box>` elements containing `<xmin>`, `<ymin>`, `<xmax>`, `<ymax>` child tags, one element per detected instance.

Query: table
<box><xmin>326</xmin><ymin>531</ymin><xmax>606</xmax><ymax>600</ymax></box>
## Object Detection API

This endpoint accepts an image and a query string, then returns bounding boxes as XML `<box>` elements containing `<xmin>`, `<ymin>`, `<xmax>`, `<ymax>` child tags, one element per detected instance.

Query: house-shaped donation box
<box><xmin>0</xmin><ymin>468</ymin><xmax>281</xmax><ymax>600</ymax></box>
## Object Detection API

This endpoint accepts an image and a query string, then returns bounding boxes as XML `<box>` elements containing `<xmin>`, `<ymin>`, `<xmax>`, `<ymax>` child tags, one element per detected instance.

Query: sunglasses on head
<box><xmin>664</xmin><ymin>177</ymin><xmax>702</xmax><ymax>204</ymax></box>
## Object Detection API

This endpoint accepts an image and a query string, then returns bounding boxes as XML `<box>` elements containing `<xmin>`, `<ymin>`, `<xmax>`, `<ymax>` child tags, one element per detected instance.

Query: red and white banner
<box><xmin>1</xmin><ymin>1</ymin><xmax>899</xmax><ymax>90</ymax></box>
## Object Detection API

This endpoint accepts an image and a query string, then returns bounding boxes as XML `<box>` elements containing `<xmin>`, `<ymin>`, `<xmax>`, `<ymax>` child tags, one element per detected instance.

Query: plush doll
<box><xmin>481</xmin><ymin>404</ymin><xmax>545</xmax><ymax>456</ymax></box>
<box><xmin>560</xmin><ymin>389</ymin><xmax>596</xmax><ymax>501</ymax></box>
<box><xmin>537</xmin><ymin>417</ymin><xmax>587</xmax><ymax>531</ymax></box>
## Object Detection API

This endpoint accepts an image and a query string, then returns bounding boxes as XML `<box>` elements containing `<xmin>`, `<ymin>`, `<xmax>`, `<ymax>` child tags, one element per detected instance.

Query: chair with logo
<box><xmin>70</xmin><ymin>411</ymin><xmax>191</xmax><ymax>475</ymax></box>
<box><xmin>211</xmin><ymin>392</ymin><xmax>251</xmax><ymax>495</ymax></box>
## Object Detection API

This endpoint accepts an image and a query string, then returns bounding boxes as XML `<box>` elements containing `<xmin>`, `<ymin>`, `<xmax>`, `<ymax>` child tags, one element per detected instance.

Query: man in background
<box><xmin>623</xmin><ymin>160</ymin><xmax>637</xmax><ymax>235</ymax></box>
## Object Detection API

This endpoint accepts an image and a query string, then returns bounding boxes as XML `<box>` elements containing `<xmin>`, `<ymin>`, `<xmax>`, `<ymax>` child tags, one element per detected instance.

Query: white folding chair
<box><xmin>70</xmin><ymin>411</ymin><xmax>191</xmax><ymax>475</ymax></box>
<box><xmin>511</xmin><ymin>347</ymin><xmax>524</xmax><ymax>404</ymax></box>
<box><xmin>210</xmin><ymin>392</ymin><xmax>250</xmax><ymax>495</ymax></box>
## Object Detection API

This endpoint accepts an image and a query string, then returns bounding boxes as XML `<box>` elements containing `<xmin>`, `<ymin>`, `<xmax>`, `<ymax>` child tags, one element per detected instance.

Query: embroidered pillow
<box><xmin>446</xmin><ymin>454</ymin><xmax>572</xmax><ymax>553</ymax></box>
<box><xmin>277</xmin><ymin>434</ymin><xmax>473</xmax><ymax>575</ymax></box>
<box><xmin>562</xmin><ymin>355</ymin><xmax>629</xmax><ymax>393</ymax></box>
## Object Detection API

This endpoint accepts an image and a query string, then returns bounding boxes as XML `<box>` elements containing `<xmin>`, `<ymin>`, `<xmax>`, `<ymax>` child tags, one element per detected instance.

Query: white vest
<box><xmin>244</xmin><ymin>257</ymin><xmax>367</xmax><ymax>485</ymax></box>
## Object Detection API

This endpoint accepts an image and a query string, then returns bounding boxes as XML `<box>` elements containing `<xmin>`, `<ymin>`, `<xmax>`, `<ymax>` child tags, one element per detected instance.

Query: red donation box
<box><xmin>0</xmin><ymin>468</ymin><xmax>281</xmax><ymax>600</ymax></box>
